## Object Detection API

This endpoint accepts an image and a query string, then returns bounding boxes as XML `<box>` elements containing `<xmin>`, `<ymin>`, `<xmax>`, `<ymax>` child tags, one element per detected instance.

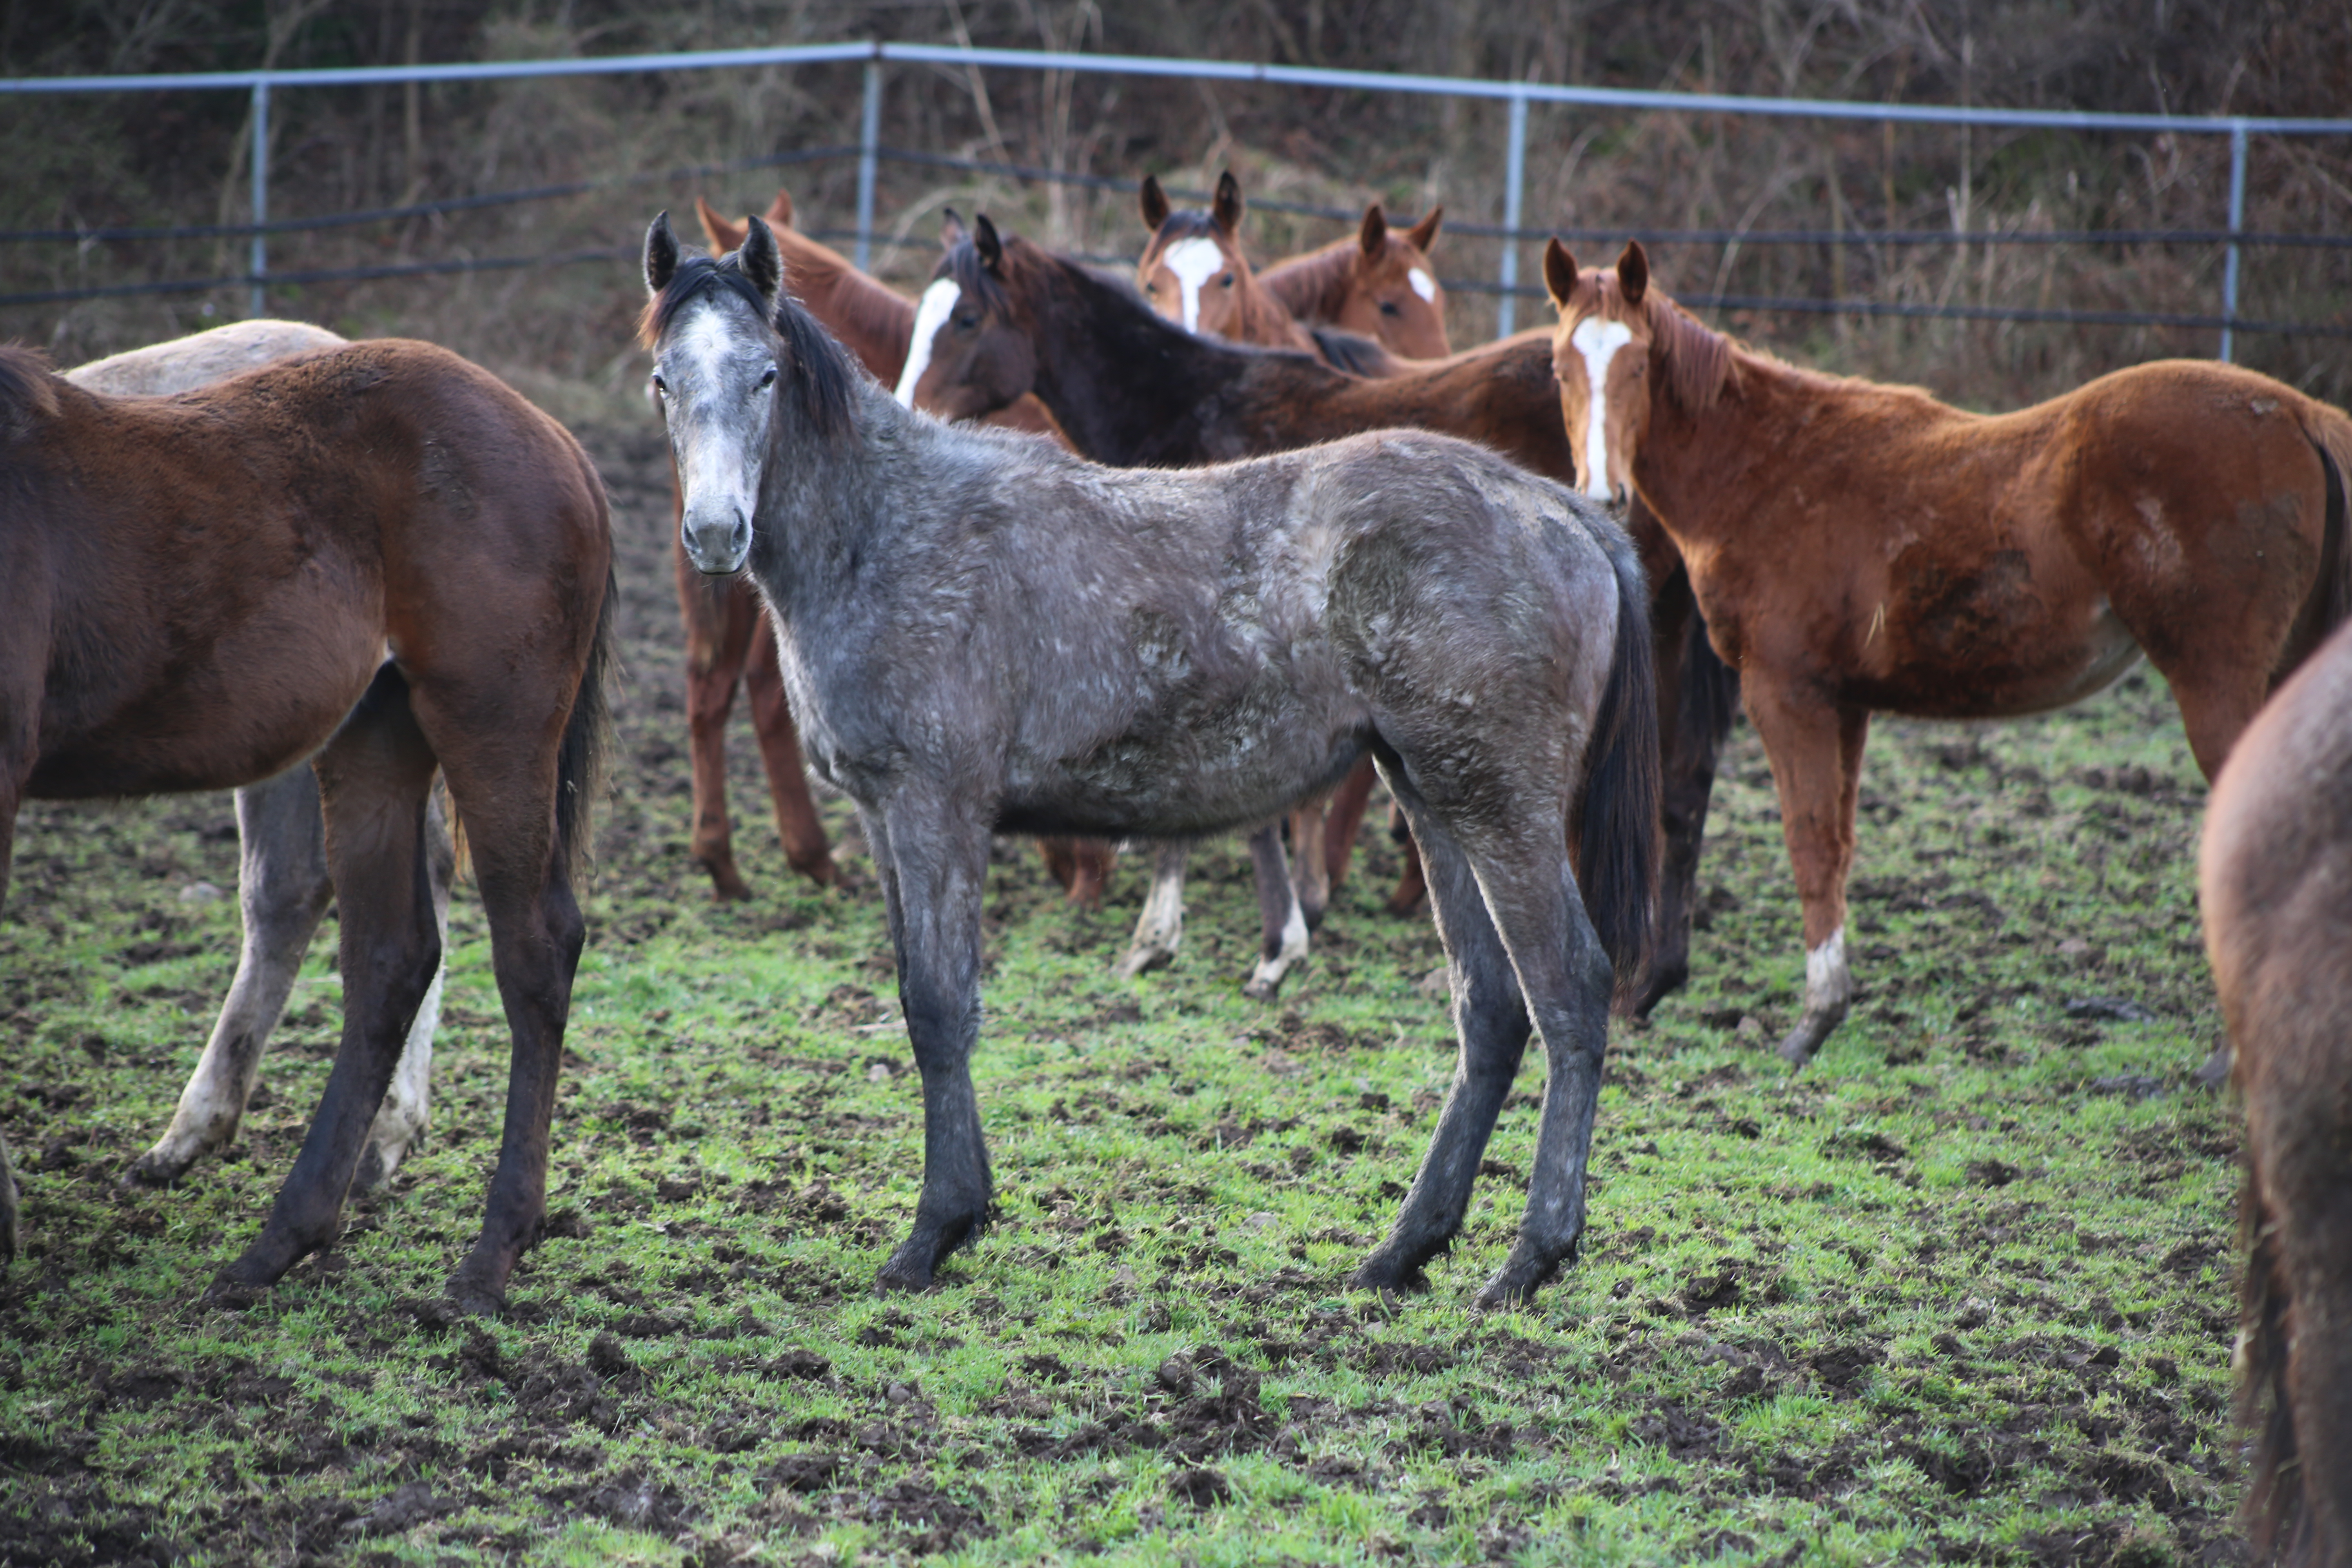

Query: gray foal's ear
<box><xmin>741</xmin><ymin>215</ymin><xmax>784</xmax><ymax>312</ymax></box>
<box><xmin>644</xmin><ymin>211</ymin><xmax>681</xmax><ymax>296</ymax></box>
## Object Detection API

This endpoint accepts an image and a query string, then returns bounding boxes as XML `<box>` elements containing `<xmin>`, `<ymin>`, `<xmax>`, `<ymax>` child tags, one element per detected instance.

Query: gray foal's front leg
<box><xmin>869</xmin><ymin>799</ymin><xmax>997</xmax><ymax>1291</ymax></box>
<box><xmin>1241</xmin><ymin>824</ymin><xmax>1312</xmax><ymax>1001</ymax></box>
<box><xmin>1352</xmin><ymin>808</ymin><xmax>1532</xmax><ymax>1292</ymax></box>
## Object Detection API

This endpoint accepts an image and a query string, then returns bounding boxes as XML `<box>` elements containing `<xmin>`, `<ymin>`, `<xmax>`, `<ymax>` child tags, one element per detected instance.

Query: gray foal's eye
<box><xmin>757</xmin><ymin>367</ymin><xmax>778</xmax><ymax>390</ymax></box>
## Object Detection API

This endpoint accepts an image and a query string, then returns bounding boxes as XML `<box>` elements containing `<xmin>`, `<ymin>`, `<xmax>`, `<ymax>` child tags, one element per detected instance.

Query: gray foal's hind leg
<box><xmin>127</xmin><ymin>768</ymin><xmax>334</xmax><ymax>1185</ymax></box>
<box><xmin>1352</xmin><ymin>802</ymin><xmax>1534</xmax><ymax>1292</ymax></box>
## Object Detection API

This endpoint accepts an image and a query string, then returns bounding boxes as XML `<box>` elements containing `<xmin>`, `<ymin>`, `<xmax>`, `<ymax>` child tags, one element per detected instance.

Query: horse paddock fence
<box><xmin>4</xmin><ymin>40</ymin><xmax>2350</xmax><ymax>362</ymax></box>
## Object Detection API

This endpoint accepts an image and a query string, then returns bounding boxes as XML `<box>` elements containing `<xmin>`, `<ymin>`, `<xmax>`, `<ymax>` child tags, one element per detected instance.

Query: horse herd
<box><xmin>0</xmin><ymin>166</ymin><xmax>2348</xmax><ymax>1553</ymax></box>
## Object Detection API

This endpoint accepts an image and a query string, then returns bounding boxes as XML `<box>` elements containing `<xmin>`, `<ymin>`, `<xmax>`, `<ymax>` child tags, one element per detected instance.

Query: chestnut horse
<box><xmin>1547</xmin><ymin>238</ymin><xmax>2352</xmax><ymax>1066</ymax></box>
<box><xmin>2203</xmin><ymin>620</ymin><xmax>2352</xmax><ymax>1564</ymax></box>
<box><xmin>1260</xmin><ymin>200</ymin><xmax>1449</xmax><ymax>361</ymax></box>
<box><xmin>0</xmin><ymin>339</ymin><xmax>612</xmax><ymax>1313</ymax></box>
<box><xmin>64</xmin><ymin>322</ymin><xmax>454</xmax><ymax>1195</ymax></box>
<box><xmin>686</xmin><ymin>192</ymin><xmax>1106</xmax><ymax>905</ymax></box>
<box><xmin>645</xmin><ymin>212</ymin><xmax>1657</xmax><ymax>1305</ymax></box>
<box><xmin>902</xmin><ymin>216</ymin><xmax>1740</xmax><ymax>1013</ymax></box>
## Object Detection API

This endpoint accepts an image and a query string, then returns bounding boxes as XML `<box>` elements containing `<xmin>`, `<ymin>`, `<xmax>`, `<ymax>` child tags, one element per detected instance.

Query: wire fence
<box><xmin>4</xmin><ymin>41</ymin><xmax>2349</xmax><ymax>352</ymax></box>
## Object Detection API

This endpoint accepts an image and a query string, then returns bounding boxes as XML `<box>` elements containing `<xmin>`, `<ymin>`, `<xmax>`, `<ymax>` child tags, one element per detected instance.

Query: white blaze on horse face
<box><xmin>1408</xmin><ymin>267</ymin><xmax>1438</xmax><ymax>303</ymax></box>
<box><xmin>665</xmin><ymin>300</ymin><xmax>774</xmax><ymax>572</ymax></box>
<box><xmin>1161</xmin><ymin>237</ymin><xmax>1225</xmax><ymax>333</ymax></box>
<box><xmin>1569</xmin><ymin>316</ymin><xmax>1635</xmax><ymax>501</ymax></box>
<box><xmin>895</xmin><ymin>278</ymin><xmax>962</xmax><ymax>407</ymax></box>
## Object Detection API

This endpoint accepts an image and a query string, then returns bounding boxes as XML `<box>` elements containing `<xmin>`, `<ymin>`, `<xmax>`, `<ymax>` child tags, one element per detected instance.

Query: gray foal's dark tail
<box><xmin>555</xmin><ymin>564</ymin><xmax>619</xmax><ymax>883</ymax></box>
<box><xmin>1573</xmin><ymin>533</ymin><xmax>1663</xmax><ymax>1009</ymax></box>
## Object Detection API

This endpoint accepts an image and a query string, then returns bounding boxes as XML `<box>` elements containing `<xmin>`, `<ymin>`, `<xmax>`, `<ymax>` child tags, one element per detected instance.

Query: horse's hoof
<box><xmin>1776</xmin><ymin>1013</ymin><xmax>1837</xmax><ymax>1068</ymax></box>
<box><xmin>443</xmin><ymin>1269</ymin><xmax>508</xmax><ymax>1319</ymax></box>
<box><xmin>1630</xmin><ymin>960</ymin><xmax>1690</xmax><ymax>1020</ymax></box>
<box><xmin>122</xmin><ymin>1148</ymin><xmax>196</xmax><ymax>1188</ymax></box>
<box><xmin>874</xmin><ymin>1252</ymin><xmax>935</xmax><ymax>1293</ymax></box>
<box><xmin>1472</xmin><ymin>1247</ymin><xmax>1568</xmax><ymax>1310</ymax></box>
<box><xmin>2192</xmin><ymin>1045</ymin><xmax>2233</xmax><ymax>1091</ymax></box>
<box><xmin>789</xmin><ymin>855</ymin><xmax>837</xmax><ymax>890</ymax></box>
<box><xmin>1241</xmin><ymin>973</ymin><xmax>1282</xmax><ymax>1002</ymax></box>
<box><xmin>352</xmin><ymin>1144</ymin><xmax>392</xmax><ymax>1197</ymax></box>
<box><xmin>1115</xmin><ymin>945</ymin><xmax>1175</xmax><ymax>980</ymax></box>
<box><xmin>1348</xmin><ymin>1252</ymin><xmax>1429</xmax><ymax>1295</ymax></box>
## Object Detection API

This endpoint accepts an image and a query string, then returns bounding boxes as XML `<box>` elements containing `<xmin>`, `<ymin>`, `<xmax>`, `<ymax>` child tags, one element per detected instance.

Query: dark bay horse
<box><xmin>1547</xmin><ymin>238</ymin><xmax>2352</xmax><ymax>1066</ymax></box>
<box><xmin>2203</xmin><ymin>620</ymin><xmax>2352</xmax><ymax>1564</ymax></box>
<box><xmin>1260</xmin><ymin>199</ymin><xmax>1449</xmax><ymax>361</ymax></box>
<box><xmin>0</xmin><ymin>339</ymin><xmax>612</xmax><ymax>1312</ymax></box>
<box><xmin>644</xmin><ymin>212</ymin><xmax>1658</xmax><ymax>1304</ymax></box>
<box><xmin>689</xmin><ymin>192</ymin><xmax>1108</xmax><ymax>906</ymax></box>
<box><xmin>901</xmin><ymin>216</ymin><xmax>1738</xmax><ymax>1014</ymax></box>
<box><xmin>62</xmin><ymin>323</ymin><xmax>454</xmax><ymax>1195</ymax></box>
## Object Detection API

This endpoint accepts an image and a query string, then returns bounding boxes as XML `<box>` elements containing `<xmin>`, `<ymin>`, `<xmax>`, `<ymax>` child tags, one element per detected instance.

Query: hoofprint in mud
<box><xmin>642</xmin><ymin>213</ymin><xmax>1659</xmax><ymax>1305</ymax></box>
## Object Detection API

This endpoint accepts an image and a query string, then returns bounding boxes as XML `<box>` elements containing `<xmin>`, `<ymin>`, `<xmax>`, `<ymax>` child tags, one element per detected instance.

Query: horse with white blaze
<box><xmin>641</xmin><ymin>212</ymin><xmax>1659</xmax><ymax>1304</ymax></box>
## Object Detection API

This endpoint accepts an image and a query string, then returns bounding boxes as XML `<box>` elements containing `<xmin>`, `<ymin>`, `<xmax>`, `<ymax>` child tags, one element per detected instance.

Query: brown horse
<box><xmin>2203</xmin><ymin>620</ymin><xmax>2352</xmax><ymax>1565</ymax></box>
<box><xmin>1260</xmin><ymin>200</ymin><xmax>1449</xmax><ymax>361</ymax></box>
<box><xmin>1547</xmin><ymin>237</ymin><xmax>2352</xmax><ymax>1066</ymax></box>
<box><xmin>901</xmin><ymin>217</ymin><xmax>1741</xmax><ymax>1011</ymax></box>
<box><xmin>688</xmin><ymin>192</ymin><xmax>1105</xmax><ymax>905</ymax></box>
<box><xmin>0</xmin><ymin>339</ymin><xmax>613</xmax><ymax>1312</ymax></box>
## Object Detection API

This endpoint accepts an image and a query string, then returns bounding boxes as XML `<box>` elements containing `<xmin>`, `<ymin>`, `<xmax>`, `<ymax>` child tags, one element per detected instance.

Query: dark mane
<box><xmin>0</xmin><ymin>344</ymin><xmax>60</xmax><ymax>436</ymax></box>
<box><xmin>1149</xmin><ymin>210</ymin><xmax>1226</xmax><ymax>247</ymax></box>
<box><xmin>937</xmin><ymin>236</ymin><xmax>1015</xmax><ymax>317</ymax></box>
<box><xmin>642</xmin><ymin>250</ymin><xmax>860</xmax><ymax>442</ymax></box>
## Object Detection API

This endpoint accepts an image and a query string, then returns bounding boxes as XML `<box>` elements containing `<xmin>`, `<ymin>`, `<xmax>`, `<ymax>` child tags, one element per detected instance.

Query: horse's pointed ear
<box><xmin>1407</xmin><ymin>205</ymin><xmax>1443</xmax><ymax>254</ymax></box>
<box><xmin>941</xmin><ymin>207</ymin><xmax>969</xmax><ymax>249</ymax></box>
<box><xmin>741</xmin><ymin>215</ymin><xmax>784</xmax><ymax>311</ymax></box>
<box><xmin>1213</xmin><ymin>170</ymin><xmax>1245</xmax><ymax>235</ymax></box>
<box><xmin>975</xmin><ymin>213</ymin><xmax>1005</xmax><ymax>276</ymax></box>
<box><xmin>696</xmin><ymin>195</ymin><xmax>747</xmax><ymax>257</ymax></box>
<box><xmin>1358</xmin><ymin>203</ymin><xmax>1388</xmax><ymax>258</ymax></box>
<box><xmin>1543</xmin><ymin>237</ymin><xmax>1580</xmax><ymax>310</ymax></box>
<box><xmin>1140</xmin><ymin>174</ymin><xmax>1170</xmax><ymax>232</ymax></box>
<box><xmin>645</xmin><ymin>211</ymin><xmax>681</xmax><ymax>297</ymax></box>
<box><xmin>765</xmin><ymin>188</ymin><xmax>796</xmax><ymax>230</ymax></box>
<box><xmin>1617</xmin><ymin>240</ymin><xmax>1649</xmax><ymax>307</ymax></box>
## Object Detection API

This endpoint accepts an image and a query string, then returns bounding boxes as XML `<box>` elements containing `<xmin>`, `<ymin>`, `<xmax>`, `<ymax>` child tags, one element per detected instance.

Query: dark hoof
<box><xmin>1630</xmin><ymin>959</ymin><xmax>1690</xmax><ymax>1020</ymax></box>
<box><xmin>1473</xmin><ymin>1246</ymin><xmax>1570</xmax><ymax>1310</ymax></box>
<box><xmin>204</xmin><ymin>1278</ymin><xmax>267</xmax><ymax>1311</ymax></box>
<box><xmin>789</xmin><ymin>856</ymin><xmax>837</xmax><ymax>891</ymax></box>
<box><xmin>876</xmin><ymin>1212</ymin><xmax>986</xmax><ymax>1293</ymax></box>
<box><xmin>1349</xmin><ymin>1251</ymin><xmax>1432</xmax><ymax>1295</ymax></box>
<box><xmin>1241</xmin><ymin>974</ymin><xmax>1281</xmax><ymax>1003</ymax></box>
<box><xmin>699</xmin><ymin>860</ymin><xmax>754</xmax><ymax>902</ymax></box>
<box><xmin>121</xmin><ymin>1150</ymin><xmax>192</xmax><ymax>1189</ymax></box>
<box><xmin>443</xmin><ymin>1270</ymin><xmax>508</xmax><ymax>1319</ymax></box>
<box><xmin>351</xmin><ymin>1145</ymin><xmax>390</xmax><ymax>1197</ymax></box>
<box><xmin>1776</xmin><ymin>1009</ymin><xmax>1842</xmax><ymax>1068</ymax></box>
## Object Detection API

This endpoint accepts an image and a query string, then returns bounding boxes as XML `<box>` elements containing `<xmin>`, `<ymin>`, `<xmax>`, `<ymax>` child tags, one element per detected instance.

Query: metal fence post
<box><xmin>2221</xmin><ymin>119</ymin><xmax>2247</xmax><ymax>363</ymax></box>
<box><xmin>855</xmin><ymin>55</ymin><xmax>882</xmax><ymax>272</ymax></box>
<box><xmin>1495</xmin><ymin>88</ymin><xmax>1529</xmax><ymax>336</ymax></box>
<box><xmin>249</xmin><ymin>79</ymin><xmax>270</xmax><ymax>316</ymax></box>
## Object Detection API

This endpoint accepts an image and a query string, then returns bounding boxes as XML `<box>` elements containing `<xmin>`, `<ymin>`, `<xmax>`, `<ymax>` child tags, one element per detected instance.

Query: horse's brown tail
<box><xmin>1572</xmin><ymin>527</ymin><xmax>1663</xmax><ymax>1008</ymax></box>
<box><xmin>555</xmin><ymin>565</ymin><xmax>619</xmax><ymax>882</ymax></box>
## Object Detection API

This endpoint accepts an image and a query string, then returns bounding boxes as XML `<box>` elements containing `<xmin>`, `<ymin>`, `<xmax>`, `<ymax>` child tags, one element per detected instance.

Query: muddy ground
<box><xmin>0</xmin><ymin>417</ymin><xmax>2245</xmax><ymax>1566</ymax></box>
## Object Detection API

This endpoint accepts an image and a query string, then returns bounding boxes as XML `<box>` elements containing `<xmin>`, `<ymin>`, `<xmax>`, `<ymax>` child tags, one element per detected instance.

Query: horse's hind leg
<box><xmin>354</xmin><ymin>788</ymin><xmax>456</xmax><ymax>1194</ymax></box>
<box><xmin>1244</xmin><ymin>824</ymin><xmax>1311</xmax><ymax>1001</ymax></box>
<box><xmin>128</xmin><ymin>766</ymin><xmax>333</xmax><ymax>1186</ymax></box>
<box><xmin>1319</xmin><ymin>757</ymin><xmax>1381</xmax><ymax>890</ymax></box>
<box><xmin>678</xmin><ymin>545</ymin><xmax>758</xmax><ymax>901</ymax></box>
<box><xmin>744</xmin><ymin>612</ymin><xmax>835</xmax><ymax>887</ymax></box>
<box><xmin>1353</xmin><ymin>803</ymin><xmax>1533</xmax><ymax>1293</ymax></box>
<box><xmin>1288</xmin><ymin>804</ymin><xmax>1332</xmax><ymax>930</ymax></box>
<box><xmin>869</xmin><ymin>797</ymin><xmax>996</xmax><ymax>1291</ymax></box>
<box><xmin>213</xmin><ymin>668</ymin><xmax>442</xmax><ymax>1294</ymax></box>
<box><xmin>1116</xmin><ymin>842</ymin><xmax>1189</xmax><ymax>978</ymax></box>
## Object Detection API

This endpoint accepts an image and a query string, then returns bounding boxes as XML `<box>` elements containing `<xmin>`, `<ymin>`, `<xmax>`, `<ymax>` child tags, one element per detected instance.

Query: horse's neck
<box><xmin>1030</xmin><ymin>265</ymin><xmax>1239</xmax><ymax>463</ymax></box>
<box><xmin>756</xmin><ymin>375</ymin><xmax>913</xmax><ymax>608</ymax></box>
<box><xmin>1635</xmin><ymin>344</ymin><xmax>1802</xmax><ymax>543</ymax></box>
<box><xmin>1258</xmin><ymin>243</ymin><xmax>1350</xmax><ymax>325</ymax></box>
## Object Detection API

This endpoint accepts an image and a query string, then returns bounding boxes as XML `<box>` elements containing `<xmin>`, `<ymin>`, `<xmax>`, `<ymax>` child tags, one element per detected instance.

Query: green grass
<box><xmin>0</xmin><ymin>423</ymin><xmax>2241</xmax><ymax>1566</ymax></box>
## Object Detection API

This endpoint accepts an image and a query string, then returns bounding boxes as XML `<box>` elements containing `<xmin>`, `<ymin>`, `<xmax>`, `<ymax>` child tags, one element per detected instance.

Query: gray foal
<box><xmin>642</xmin><ymin>213</ymin><xmax>1659</xmax><ymax>1305</ymax></box>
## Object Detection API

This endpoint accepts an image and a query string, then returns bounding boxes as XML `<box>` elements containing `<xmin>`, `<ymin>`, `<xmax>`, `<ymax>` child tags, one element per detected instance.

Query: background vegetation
<box><xmin>1</xmin><ymin>0</ymin><xmax>2346</xmax><ymax>410</ymax></box>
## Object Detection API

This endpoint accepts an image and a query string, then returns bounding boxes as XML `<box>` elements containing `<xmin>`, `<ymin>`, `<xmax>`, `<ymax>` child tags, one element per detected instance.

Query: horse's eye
<box><xmin>757</xmin><ymin>367</ymin><xmax>777</xmax><ymax>390</ymax></box>
<box><xmin>650</xmin><ymin>373</ymin><xmax>667</xmax><ymax>396</ymax></box>
<box><xmin>953</xmin><ymin>312</ymin><xmax>978</xmax><ymax>330</ymax></box>
<box><xmin>1219</xmin><ymin>274</ymin><xmax>1235</xmax><ymax>288</ymax></box>
<box><xmin>1379</xmin><ymin>300</ymin><xmax>1401</xmax><ymax>316</ymax></box>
